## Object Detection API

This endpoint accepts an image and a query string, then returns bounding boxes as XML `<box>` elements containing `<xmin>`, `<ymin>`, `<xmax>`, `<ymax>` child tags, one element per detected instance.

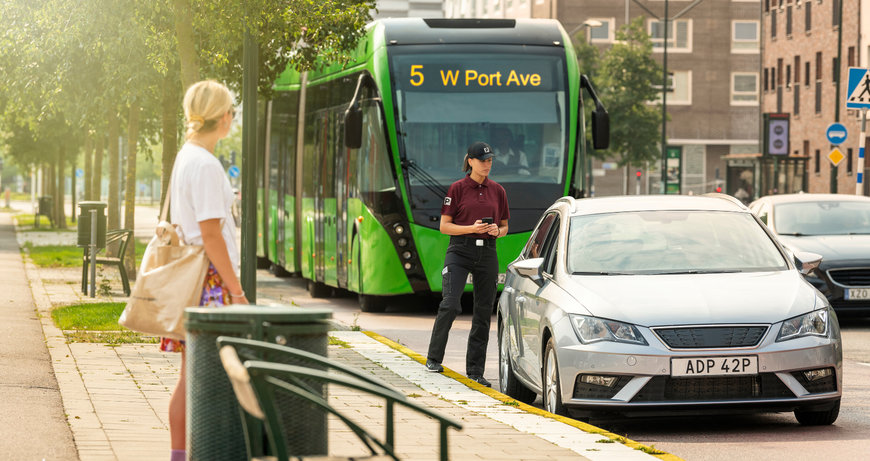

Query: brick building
<box><xmin>761</xmin><ymin>0</ymin><xmax>870</xmax><ymax>195</ymax></box>
<box><xmin>445</xmin><ymin>0</ymin><xmax>762</xmax><ymax>197</ymax></box>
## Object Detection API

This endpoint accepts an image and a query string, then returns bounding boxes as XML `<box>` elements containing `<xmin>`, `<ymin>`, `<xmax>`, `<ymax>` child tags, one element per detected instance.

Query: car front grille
<box><xmin>631</xmin><ymin>374</ymin><xmax>794</xmax><ymax>402</ymax></box>
<box><xmin>827</xmin><ymin>268</ymin><xmax>870</xmax><ymax>287</ymax></box>
<box><xmin>654</xmin><ymin>326</ymin><xmax>768</xmax><ymax>349</ymax></box>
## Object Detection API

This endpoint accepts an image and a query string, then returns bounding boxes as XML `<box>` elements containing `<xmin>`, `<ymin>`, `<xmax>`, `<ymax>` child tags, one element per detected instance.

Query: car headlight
<box><xmin>569</xmin><ymin>314</ymin><xmax>647</xmax><ymax>345</ymax></box>
<box><xmin>776</xmin><ymin>309</ymin><xmax>829</xmax><ymax>342</ymax></box>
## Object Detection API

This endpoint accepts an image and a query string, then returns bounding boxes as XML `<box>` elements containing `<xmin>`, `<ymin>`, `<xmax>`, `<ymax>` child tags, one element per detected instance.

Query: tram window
<box><xmin>357</xmin><ymin>102</ymin><xmax>396</xmax><ymax>212</ymax></box>
<box><xmin>271</xmin><ymin>92</ymin><xmax>299</xmax><ymax>196</ymax></box>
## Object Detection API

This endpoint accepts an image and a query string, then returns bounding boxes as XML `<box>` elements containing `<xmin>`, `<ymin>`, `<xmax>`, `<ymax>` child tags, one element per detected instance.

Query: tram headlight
<box><xmin>394</xmin><ymin>224</ymin><xmax>405</xmax><ymax>235</ymax></box>
<box><xmin>397</xmin><ymin>238</ymin><xmax>408</xmax><ymax>247</ymax></box>
<box><xmin>403</xmin><ymin>262</ymin><xmax>413</xmax><ymax>270</ymax></box>
<box><xmin>402</xmin><ymin>251</ymin><xmax>412</xmax><ymax>260</ymax></box>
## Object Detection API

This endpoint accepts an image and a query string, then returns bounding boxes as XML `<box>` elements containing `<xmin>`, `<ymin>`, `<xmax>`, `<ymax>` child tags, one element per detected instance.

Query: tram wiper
<box><xmin>402</xmin><ymin>159</ymin><xmax>448</xmax><ymax>200</ymax></box>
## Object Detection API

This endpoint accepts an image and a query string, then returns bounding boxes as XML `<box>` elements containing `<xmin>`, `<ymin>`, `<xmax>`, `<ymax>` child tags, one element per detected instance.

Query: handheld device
<box><xmin>482</xmin><ymin>217</ymin><xmax>494</xmax><ymax>224</ymax></box>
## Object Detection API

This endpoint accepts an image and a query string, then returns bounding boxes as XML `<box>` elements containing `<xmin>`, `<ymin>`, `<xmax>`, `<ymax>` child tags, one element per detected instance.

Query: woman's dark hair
<box><xmin>462</xmin><ymin>154</ymin><xmax>470</xmax><ymax>173</ymax></box>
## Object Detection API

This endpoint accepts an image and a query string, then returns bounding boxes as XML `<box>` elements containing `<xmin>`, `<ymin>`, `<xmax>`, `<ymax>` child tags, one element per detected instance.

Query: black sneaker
<box><xmin>425</xmin><ymin>359</ymin><xmax>443</xmax><ymax>373</ymax></box>
<box><xmin>468</xmin><ymin>375</ymin><xmax>491</xmax><ymax>387</ymax></box>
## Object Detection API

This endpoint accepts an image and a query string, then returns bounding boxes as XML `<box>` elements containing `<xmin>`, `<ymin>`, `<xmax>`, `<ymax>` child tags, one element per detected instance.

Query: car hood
<box><xmin>563</xmin><ymin>271</ymin><xmax>820</xmax><ymax>327</ymax></box>
<box><xmin>777</xmin><ymin>234</ymin><xmax>870</xmax><ymax>261</ymax></box>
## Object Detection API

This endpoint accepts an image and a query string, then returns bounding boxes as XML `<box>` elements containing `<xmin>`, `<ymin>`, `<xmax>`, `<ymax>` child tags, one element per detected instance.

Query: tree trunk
<box><xmin>161</xmin><ymin>71</ymin><xmax>180</xmax><ymax>214</ymax></box>
<box><xmin>83</xmin><ymin>134</ymin><xmax>94</xmax><ymax>201</ymax></box>
<box><xmin>107</xmin><ymin>109</ymin><xmax>120</xmax><ymax>232</ymax></box>
<box><xmin>172</xmin><ymin>0</ymin><xmax>200</xmax><ymax>90</ymax></box>
<box><xmin>55</xmin><ymin>146</ymin><xmax>66</xmax><ymax>229</ymax></box>
<box><xmin>124</xmin><ymin>102</ymin><xmax>140</xmax><ymax>280</ymax></box>
<box><xmin>93</xmin><ymin>135</ymin><xmax>104</xmax><ymax>201</ymax></box>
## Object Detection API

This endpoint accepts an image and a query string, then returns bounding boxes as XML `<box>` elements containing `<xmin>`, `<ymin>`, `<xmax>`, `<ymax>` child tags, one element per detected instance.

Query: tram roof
<box><xmin>379</xmin><ymin>18</ymin><xmax>566</xmax><ymax>47</ymax></box>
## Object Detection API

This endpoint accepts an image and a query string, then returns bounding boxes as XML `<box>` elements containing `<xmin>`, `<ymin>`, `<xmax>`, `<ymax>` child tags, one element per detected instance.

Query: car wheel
<box><xmin>307</xmin><ymin>280</ymin><xmax>332</xmax><ymax>298</ymax></box>
<box><xmin>498</xmin><ymin>320</ymin><xmax>536</xmax><ymax>404</ymax></box>
<box><xmin>542</xmin><ymin>337</ymin><xmax>567</xmax><ymax>416</ymax></box>
<box><xmin>794</xmin><ymin>399</ymin><xmax>840</xmax><ymax>426</ymax></box>
<box><xmin>358</xmin><ymin>294</ymin><xmax>386</xmax><ymax>313</ymax></box>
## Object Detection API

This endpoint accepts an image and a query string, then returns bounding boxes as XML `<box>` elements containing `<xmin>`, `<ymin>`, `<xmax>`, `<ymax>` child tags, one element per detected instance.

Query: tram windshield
<box><xmin>391</xmin><ymin>46</ymin><xmax>569</xmax><ymax>224</ymax></box>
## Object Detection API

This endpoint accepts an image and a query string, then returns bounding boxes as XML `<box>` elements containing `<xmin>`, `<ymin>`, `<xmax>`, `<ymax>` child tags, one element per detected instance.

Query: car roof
<box><xmin>755</xmin><ymin>193</ymin><xmax>870</xmax><ymax>204</ymax></box>
<box><xmin>562</xmin><ymin>195</ymin><xmax>749</xmax><ymax>216</ymax></box>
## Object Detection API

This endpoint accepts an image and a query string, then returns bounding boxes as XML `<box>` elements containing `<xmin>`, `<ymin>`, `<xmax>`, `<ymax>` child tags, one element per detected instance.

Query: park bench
<box><xmin>81</xmin><ymin>228</ymin><xmax>133</xmax><ymax>296</ymax></box>
<box><xmin>216</xmin><ymin>336</ymin><xmax>463</xmax><ymax>461</ymax></box>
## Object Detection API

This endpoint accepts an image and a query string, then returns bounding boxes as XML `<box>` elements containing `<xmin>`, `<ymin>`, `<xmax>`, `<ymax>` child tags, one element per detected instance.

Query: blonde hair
<box><xmin>183</xmin><ymin>80</ymin><xmax>233</xmax><ymax>138</ymax></box>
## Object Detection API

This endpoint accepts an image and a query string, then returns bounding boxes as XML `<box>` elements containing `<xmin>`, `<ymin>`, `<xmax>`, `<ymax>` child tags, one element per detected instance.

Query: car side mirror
<box><xmin>793</xmin><ymin>251</ymin><xmax>822</xmax><ymax>275</ymax></box>
<box><xmin>511</xmin><ymin>258</ymin><xmax>545</xmax><ymax>287</ymax></box>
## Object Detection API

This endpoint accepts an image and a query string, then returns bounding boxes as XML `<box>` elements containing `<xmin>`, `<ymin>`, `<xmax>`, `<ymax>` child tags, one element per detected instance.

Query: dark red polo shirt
<box><xmin>441</xmin><ymin>175</ymin><xmax>510</xmax><ymax>239</ymax></box>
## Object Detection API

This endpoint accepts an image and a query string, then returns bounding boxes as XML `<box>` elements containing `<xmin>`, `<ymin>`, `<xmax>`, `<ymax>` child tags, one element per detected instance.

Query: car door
<box><xmin>510</xmin><ymin>213</ymin><xmax>557</xmax><ymax>384</ymax></box>
<box><xmin>518</xmin><ymin>214</ymin><xmax>561</xmax><ymax>389</ymax></box>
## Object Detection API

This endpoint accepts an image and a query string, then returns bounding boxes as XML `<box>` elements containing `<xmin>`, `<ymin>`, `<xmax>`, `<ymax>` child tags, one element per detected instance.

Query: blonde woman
<box><xmin>164</xmin><ymin>80</ymin><xmax>248</xmax><ymax>461</ymax></box>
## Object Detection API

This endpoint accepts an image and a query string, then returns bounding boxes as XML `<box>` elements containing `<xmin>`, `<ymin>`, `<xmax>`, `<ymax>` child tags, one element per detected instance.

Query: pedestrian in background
<box><xmin>164</xmin><ymin>80</ymin><xmax>249</xmax><ymax>461</ymax></box>
<box><xmin>426</xmin><ymin>141</ymin><xmax>510</xmax><ymax>387</ymax></box>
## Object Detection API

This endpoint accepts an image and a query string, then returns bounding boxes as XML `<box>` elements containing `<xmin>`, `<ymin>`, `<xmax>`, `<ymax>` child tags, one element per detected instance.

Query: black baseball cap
<box><xmin>467</xmin><ymin>141</ymin><xmax>495</xmax><ymax>160</ymax></box>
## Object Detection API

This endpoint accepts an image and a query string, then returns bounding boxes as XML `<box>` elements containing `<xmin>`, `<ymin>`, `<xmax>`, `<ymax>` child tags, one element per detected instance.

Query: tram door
<box><xmin>313</xmin><ymin>111</ymin><xmax>327</xmax><ymax>282</ymax></box>
<box><xmin>336</xmin><ymin>114</ymin><xmax>348</xmax><ymax>288</ymax></box>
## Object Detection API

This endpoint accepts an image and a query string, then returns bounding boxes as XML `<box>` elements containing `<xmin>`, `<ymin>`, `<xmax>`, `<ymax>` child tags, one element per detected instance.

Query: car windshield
<box><xmin>774</xmin><ymin>200</ymin><xmax>870</xmax><ymax>235</ymax></box>
<box><xmin>567</xmin><ymin>211</ymin><xmax>788</xmax><ymax>275</ymax></box>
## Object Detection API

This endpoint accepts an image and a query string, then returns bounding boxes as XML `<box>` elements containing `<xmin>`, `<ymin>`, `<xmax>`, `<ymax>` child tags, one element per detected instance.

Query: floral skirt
<box><xmin>159</xmin><ymin>263</ymin><xmax>228</xmax><ymax>353</ymax></box>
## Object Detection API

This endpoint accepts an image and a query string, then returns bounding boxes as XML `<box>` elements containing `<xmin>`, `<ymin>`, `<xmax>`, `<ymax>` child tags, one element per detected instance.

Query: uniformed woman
<box><xmin>426</xmin><ymin>141</ymin><xmax>509</xmax><ymax>387</ymax></box>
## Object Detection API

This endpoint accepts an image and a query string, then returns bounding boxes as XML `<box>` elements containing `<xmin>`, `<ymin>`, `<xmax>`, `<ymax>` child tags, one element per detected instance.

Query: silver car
<box><xmin>498</xmin><ymin>195</ymin><xmax>842</xmax><ymax>425</ymax></box>
<box><xmin>748</xmin><ymin>193</ymin><xmax>870</xmax><ymax>315</ymax></box>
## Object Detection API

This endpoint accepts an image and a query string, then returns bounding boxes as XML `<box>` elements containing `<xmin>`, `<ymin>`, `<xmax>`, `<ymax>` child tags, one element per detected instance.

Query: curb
<box><xmin>362</xmin><ymin>330</ymin><xmax>683</xmax><ymax>461</ymax></box>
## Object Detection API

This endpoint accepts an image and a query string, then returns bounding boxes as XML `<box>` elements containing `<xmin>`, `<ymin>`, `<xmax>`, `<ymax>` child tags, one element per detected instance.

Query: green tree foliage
<box><xmin>576</xmin><ymin>18</ymin><xmax>663</xmax><ymax>168</ymax></box>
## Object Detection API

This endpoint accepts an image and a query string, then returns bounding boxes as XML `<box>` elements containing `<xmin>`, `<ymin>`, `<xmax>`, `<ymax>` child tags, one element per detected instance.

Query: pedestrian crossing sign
<box><xmin>846</xmin><ymin>67</ymin><xmax>870</xmax><ymax>109</ymax></box>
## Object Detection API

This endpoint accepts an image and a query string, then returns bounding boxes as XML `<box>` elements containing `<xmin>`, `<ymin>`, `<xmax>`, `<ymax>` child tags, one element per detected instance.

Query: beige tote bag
<box><xmin>119</xmin><ymin>186</ymin><xmax>209</xmax><ymax>340</ymax></box>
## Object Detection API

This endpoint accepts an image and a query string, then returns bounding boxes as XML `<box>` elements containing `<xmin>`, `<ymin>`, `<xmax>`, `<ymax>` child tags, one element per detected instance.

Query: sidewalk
<box><xmin>11</xmin><ymin>207</ymin><xmax>672</xmax><ymax>461</ymax></box>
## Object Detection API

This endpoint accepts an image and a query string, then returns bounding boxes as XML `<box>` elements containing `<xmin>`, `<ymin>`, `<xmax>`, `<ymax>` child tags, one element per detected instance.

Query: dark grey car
<box><xmin>498</xmin><ymin>195</ymin><xmax>842</xmax><ymax>425</ymax></box>
<box><xmin>749</xmin><ymin>193</ymin><xmax>870</xmax><ymax>315</ymax></box>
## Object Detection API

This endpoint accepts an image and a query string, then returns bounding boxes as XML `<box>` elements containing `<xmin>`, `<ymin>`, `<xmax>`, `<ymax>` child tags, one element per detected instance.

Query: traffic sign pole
<box><xmin>858</xmin><ymin>109</ymin><xmax>867</xmax><ymax>195</ymax></box>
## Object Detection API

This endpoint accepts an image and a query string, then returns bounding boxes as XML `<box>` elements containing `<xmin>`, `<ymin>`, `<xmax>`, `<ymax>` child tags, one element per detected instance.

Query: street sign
<box><xmin>228</xmin><ymin>165</ymin><xmax>240</xmax><ymax>178</ymax></box>
<box><xmin>826</xmin><ymin>123</ymin><xmax>848</xmax><ymax>145</ymax></box>
<box><xmin>75</xmin><ymin>168</ymin><xmax>84</xmax><ymax>179</ymax></box>
<box><xmin>846</xmin><ymin>67</ymin><xmax>870</xmax><ymax>109</ymax></box>
<box><xmin>764</xmin><ymin>113</ymin><xmax>789</xmax><ymax>155</ymax></box>
<box><xmin>828</xmin><ymin>148</ymin><xmax>845</xmax><ymax>167</ymax></box>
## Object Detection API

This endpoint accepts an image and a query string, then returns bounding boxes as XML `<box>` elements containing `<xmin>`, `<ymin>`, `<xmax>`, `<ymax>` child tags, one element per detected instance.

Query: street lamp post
<box><xmin>581</xmin><ymin>20</ymin><xmax>601</xmax><ymax>197</ymax></box>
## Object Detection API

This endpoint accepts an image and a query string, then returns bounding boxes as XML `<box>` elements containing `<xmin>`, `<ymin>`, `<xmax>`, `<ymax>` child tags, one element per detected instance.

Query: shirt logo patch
<box><xmin>444</xmin><ymin>197</ymin><xmax>452</xmax><ymax>206</ymax></box>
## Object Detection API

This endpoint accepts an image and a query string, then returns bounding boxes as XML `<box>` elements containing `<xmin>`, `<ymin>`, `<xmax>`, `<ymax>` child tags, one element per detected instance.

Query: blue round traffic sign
<box><xmin>75</xmin><ymin>168</ymin><xmax>84</xmax><ymax>179</ymax></box>
<box><xmin>826</xmin><ymin>123</ymin><xmax>848</xmax><ymax>145</ymax></box>
<box><xmin>227</xmin><ymin>165</ymin><xmax>240</xmax><ymax>178</ymax></box>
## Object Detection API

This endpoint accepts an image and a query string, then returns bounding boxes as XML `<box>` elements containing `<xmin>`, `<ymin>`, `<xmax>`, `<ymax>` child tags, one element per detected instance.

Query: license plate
<box><xmin>846</xmin><ymin>288</ymin><xmax>870</xmax><ymax>300</ymax></box>
<box><xmin>465</xmin><ymin>273</ymin><xmax>506</xmax><ymax>284</ymax></box>
<box><xmin>671</xmin><ymin>356</ymin><xmax>758</xmax><ymax>377</ymax></box>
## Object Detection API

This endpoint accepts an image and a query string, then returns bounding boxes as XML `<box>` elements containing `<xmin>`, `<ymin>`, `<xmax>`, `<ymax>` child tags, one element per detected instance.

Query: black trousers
<box><xmin>427</xmin><ymin>237</ymin><xmax>499</xmax><ymax>376</ymax></box>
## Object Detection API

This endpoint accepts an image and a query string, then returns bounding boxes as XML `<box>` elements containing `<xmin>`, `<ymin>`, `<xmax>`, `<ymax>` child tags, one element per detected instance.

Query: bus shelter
<box><xmin>722</xmin><ymin>153</ymin><xmax>809</xmax><ymax>204</ymax></box>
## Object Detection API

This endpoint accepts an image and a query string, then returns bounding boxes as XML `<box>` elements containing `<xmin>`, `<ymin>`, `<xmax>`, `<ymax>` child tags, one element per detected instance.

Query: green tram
<box><xmin>256</xmin><ymin>18</ymin><xmax>609</xmax><ymax>312</ymax></box>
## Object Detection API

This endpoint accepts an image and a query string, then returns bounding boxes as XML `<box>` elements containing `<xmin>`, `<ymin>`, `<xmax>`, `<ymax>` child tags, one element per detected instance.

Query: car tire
<box><xmin>358</xmin><ymin>294</ymin><xmax>386</xmax><ymax>313</ymax></box>
<box><xmin>542</xmin><ymin>337</ymin><xmax>567</xmax><ymax>416</ymax></box>
<box><xmin>307</xmin><ymin>280</ymin><xmax>332</xmax><ymax>298</ymax></box>
<box><xmin>794</xmin><ymin>399</ymin><xmax>840</xmax><ymax>426</ymax></box>
<box><xmin>498</xmin><ymin>320</ymin><xmax>537</xmax><ymax>404</ymax></box>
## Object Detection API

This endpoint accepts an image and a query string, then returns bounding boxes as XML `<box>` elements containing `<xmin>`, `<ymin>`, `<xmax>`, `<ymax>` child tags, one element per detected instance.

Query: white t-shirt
<box><xmin>169</xmin><ymin>143</ymin><xmax>239</xmax><ymax>271</ymax></box>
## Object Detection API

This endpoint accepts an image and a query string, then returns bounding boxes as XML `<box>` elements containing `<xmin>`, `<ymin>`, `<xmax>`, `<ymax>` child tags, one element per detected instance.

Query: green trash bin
<box><xmin>185</xmin><ymin>305</ymin><xmax>332</xmax><ymax>461</ymax></box>
<box><xmin>76</xmin><ymin>202</ymin><xmax>107</xmax><ymax>249</ymax></box>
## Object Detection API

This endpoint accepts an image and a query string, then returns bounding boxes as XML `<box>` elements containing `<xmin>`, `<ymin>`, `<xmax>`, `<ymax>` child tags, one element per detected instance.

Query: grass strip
<box><xmin>51</xmin><ymin>302</ymin><xmax>157</xmax><ymax>344</ymax></box>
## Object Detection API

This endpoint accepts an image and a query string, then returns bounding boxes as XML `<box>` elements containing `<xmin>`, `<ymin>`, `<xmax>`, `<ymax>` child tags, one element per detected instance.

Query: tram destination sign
<box><xmin>394</xmin><ymin>54</ymin><xmax>560</xmax><ymax>92</ymax></box>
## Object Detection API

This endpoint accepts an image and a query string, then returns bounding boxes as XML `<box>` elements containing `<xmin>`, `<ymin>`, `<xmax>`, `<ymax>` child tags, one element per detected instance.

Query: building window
<box><xmin>805</xmin><ymin>0</ymin><xmax>812</xmax><ymax>32</ymax></box>
<box><xmin>764</xmin><ymin>68</ymin><xmax>769</xmax><ymax>92</ymax></box>
<box><xmin>654</xmin><ymin>70</ymin><xmax>692</xmax><ymax>105</ymax></box>
<box><xmin>832</xmin><ymin>57</ymin><xmax>838</xmax><ymax>83</ymax></box>
<box><xmin>731</xmin><ymin>73</ymin><xmax>759</xmax><ymax>105</ymax></box>
<box><xmin>794</xmin><ymin>56</ymin><xmax>800</xmax><ymax>85</ymax></box>
<box><xmin>588</xmin><ymin>18</ymin><xmax>615</xmax><ymax>43</ymax></box>
<box><xmin>848</xmin><ymin>148</ymin><xmax>853</xmax><ymax>174</ymax></box>
<box><xmin>833</xmin><ymin>0</ymin><xmax>841</xmax><ymax>27</ymax></box>
<box><xmin>732</xmin><ymin>21</ymin><xmax>759</xmax><ymax>52</ymax></box>
<box><xmin>848</xmin><ymin>46</ymin><xmax>856</xmax><ymax>67</ymax></box>
<box><xmin>815</xmin><ymin>150</ymin><xmax>820</xmax><ymax>174</ymax></box>
<box><xmin>771</xmin><ymin>67</ymin><xmax>777</xmax><ymax>90</ymax></box>
<box><xmin>649</xmin><ymin>19</ymin><xmax>692</xmax><ymax>52</ymax></box>
<box><xmin>786</xmin><ymin>65</ymin><xmax>792</xmax><ymax>88</ymax></box>
<box><xmin>772</xmin><ymin>9</ymin><xmax>778</xmax><ymax>38</ymax></box>
<box><xmin>777</xmin><ymin>58</ymin><xmax>783</xmax><ymax>86</ymax></box>
<box><xmin>815</xmin><ymin>52</ymin><xmax>822</xmax><ymax>80</ymax></box>
<box><xmin>786</xmin><ymin>5</ymin><xmax>793</xmax><ymax>36</ymax></box>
